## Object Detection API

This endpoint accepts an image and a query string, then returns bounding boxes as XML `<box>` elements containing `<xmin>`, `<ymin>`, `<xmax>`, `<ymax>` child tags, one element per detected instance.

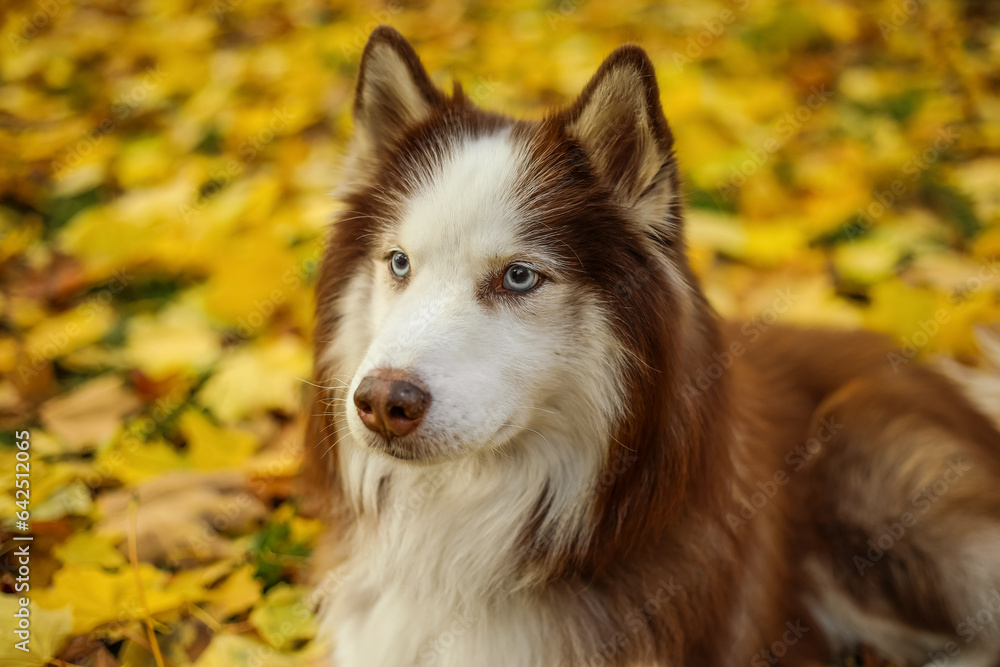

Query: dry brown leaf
<box><xmin>97</xmin><ymin>471</ymin><xmax>267</xmax><ymax>566</ymax></box>
<box><xmin>39</xmin><ymin>375</ymin><xmax>142</xmax><ymax>451</ymax></box>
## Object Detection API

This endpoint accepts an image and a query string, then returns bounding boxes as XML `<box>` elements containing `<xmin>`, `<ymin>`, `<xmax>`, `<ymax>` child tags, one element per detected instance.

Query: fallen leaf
<box><xmin>39</xmin><ymin>375</ymin><xmax>141</xmax><ymax>451</ymax></box>
<box><xmin>97</xmin><ymin>471</ymin><xmax>267</xmax><ymax>565</ymax></box>
<box><xmin>198</xmin><ymin>337</ymin><xmax>310</xmax><ymax>422</ymax></box>
<box><xmin>179</xmin><ymin>409</ymin><xmax>259</xmax><ymax>470</ymax></box>
<box><xmin>193</xmin><ymin>633</ymin><xmax>327</xmax><ymax>667</ymax></box>
<box><xmin>205</xmin><ymin>564</ymin><xmax>263</xmax><ymax>622</ymax></box>
<box><xmin>249</xmin><ymin>583</ymin><xmax>317</xmax><ymax>650</ymax></box>
<box><xmin>125</xmin><ymin>304</ymin><xmax>222</xmax><ymax>381</ymax></box>
<box><xmin>53</xmin><ymin>532</ymin><xmax>127</xmax><ymax>569</ymax></box>
<box><xmin>23</xmin><ymin>301</ymin><xmax>115</xmax><ymax>362</ymax></box>
<box><xmin>32</xmin><ymin>563</ymin><xmax>191</xmax><ymax>635</ymax></box>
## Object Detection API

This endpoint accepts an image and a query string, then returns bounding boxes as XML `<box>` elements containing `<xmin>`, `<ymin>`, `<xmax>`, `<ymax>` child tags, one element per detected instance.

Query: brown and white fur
<box><xmin>303</xmin><ymin>26</ymin><xmax>1000</xmax><ymax>667</ymax></box>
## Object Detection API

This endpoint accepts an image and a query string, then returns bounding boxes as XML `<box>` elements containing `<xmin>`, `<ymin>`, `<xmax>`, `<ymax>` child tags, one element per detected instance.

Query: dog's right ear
<box><xmin>562</xmin><ymin>46</ymin><xmax>678</xmax><ymax>236</ymax></box>
<box><xmin>353</xmin><ymin>26</ymin><xmax>444</xmax><ymax>155</ymax></box>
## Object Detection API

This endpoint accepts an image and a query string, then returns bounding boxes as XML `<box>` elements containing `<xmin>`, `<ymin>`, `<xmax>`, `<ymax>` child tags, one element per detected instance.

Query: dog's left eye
<box><xmin>502</xmin><ymin>264</ymin><xmax>540</xmax><ymax>293</ymax></box>
<box><xmin>390</xmin><ymin>251</ymin><xmax>410</xmax><ymax>279</ymax></box>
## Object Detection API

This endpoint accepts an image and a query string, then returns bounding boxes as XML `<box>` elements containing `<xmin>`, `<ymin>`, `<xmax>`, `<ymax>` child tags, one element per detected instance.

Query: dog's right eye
<box><xmin>390</xmin><ymin>251</ymin><xmax>410</xmax><ymax>279</ymax></box>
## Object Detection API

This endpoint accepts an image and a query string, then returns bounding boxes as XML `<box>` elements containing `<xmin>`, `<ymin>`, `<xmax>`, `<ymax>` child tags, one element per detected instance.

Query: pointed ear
<box><xmin>562</xmin><ymin>46</ymin><xmax>677</xmax><ymax>227</ymax></box>
<box><xmin>353</xmin><ymin>26</ymin><xmax>445</xmax><ymax>154</ymax></box>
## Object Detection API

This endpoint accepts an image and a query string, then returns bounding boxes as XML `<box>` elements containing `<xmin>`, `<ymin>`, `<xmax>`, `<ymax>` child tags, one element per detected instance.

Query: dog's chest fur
<box><xmin>320</xmin><ymin>456</ymin><xmax>578</xmax><ymax>667</ymax></box>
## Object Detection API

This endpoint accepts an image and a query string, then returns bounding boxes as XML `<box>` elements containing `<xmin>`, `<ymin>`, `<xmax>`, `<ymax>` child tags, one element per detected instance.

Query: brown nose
<box><xmin>353</xmin><ymin>371</ymin><xmax>431</xmax><ymax>438</ymax></box>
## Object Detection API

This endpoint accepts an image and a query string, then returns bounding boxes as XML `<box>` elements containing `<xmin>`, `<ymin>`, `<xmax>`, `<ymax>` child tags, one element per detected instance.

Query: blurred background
<box><xmin>1</xmin><ymin>0</ymin><xmax>998</xmax><ymax>665</ymax></box>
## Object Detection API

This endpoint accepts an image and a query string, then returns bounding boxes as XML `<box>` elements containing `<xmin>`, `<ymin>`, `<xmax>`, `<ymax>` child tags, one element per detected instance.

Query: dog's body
<box><xmin>304</xmin><ymin>27</ymin><xmax>1000</xmax><ymax>667</ymax></box>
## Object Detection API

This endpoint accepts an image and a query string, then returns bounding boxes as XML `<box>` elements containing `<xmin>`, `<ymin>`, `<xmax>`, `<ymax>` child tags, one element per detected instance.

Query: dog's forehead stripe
<box><xmin>398</xmin><ymin>130</ymin><xmax>531</xmax><ymax>261</ymax></box>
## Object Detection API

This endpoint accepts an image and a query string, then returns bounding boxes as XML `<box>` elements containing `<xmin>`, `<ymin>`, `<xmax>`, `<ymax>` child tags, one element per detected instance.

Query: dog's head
<box><xmin>312</xmin><ymin>27</ymin><xmax>721</xmax><ymax>541</ymax></box>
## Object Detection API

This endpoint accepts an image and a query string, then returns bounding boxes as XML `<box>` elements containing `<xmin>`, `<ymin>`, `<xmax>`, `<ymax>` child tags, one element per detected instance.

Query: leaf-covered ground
<box><xmin>1</xmin><ymin>0</ymin><xmax>999</xmax><ymax>665</ymax></box>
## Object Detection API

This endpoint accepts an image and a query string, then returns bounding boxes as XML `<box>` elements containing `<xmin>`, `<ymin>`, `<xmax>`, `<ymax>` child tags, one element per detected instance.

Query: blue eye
<box><xmin>390</xmin><ymin>251</ymin><xmax>410</xmax><ymax>279</ymax></box>
<box><xmin>502</xmin><ymin>264</ymin><xmax>540</xmax><ymax>292</ymax></box>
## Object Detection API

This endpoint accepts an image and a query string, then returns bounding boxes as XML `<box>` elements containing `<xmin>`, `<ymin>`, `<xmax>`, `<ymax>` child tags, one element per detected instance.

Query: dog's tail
<box><xmin>936</xmin><ymin>325</ymin><xmax>1000</xmax><ymax>429</ymax></box>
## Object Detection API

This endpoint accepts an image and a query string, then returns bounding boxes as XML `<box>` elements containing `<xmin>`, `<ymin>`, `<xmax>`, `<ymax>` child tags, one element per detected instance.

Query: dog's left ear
<box><xmin>353</xmin><ymin>26</ymin><xmax>445</xmax><ymax>155</ymax></box>
<box><xmin>563</xmin><ymin>46</ymin><xmax>677</xmax><ymax>228</ymax></box>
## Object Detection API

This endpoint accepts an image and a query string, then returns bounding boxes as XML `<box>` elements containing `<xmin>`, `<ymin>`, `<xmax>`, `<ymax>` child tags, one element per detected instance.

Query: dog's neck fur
<box><xmin>339</xmin><ymin>429</ymin><xmax>598</xmax><ymax>603</ymax></box>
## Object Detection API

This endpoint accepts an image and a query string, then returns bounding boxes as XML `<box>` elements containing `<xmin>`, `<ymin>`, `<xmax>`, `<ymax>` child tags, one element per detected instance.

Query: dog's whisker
<box><xmin>511</xmin><ymin>405</ymin><xmax>558</xmax><ymax>415</ymax></box>
<box><xmin>316</xmin><ymin>424</ymin><xmax>355</xmax><ymax>453</ymax></box>
<box><xmin>297</xmin><ymin>376</ymin><xmax>353</xmax><ymax>391</ymax></box>
<box><xmin>498</xmin><ymin>423</ymin><xmax>552</xmax><ymax>449</ymax></box>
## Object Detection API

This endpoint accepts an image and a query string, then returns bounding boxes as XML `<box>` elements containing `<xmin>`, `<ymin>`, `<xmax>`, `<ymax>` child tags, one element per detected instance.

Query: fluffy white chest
<box><xmin>317</xmin><ymin>443</ymin><xmax>595</xmax><ymax>667</ymax></box>
<box><xmin>324</xmin><ymin>583</ymin><xmax>556</xmax><ymax>667</ymax></box>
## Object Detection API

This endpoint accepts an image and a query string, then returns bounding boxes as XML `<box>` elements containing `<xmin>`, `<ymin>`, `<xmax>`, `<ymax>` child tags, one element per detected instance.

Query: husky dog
<box><xmin>304</xmin><ymin>26</ymin><xmax>1000</xmax><ymax>667</ymax></box>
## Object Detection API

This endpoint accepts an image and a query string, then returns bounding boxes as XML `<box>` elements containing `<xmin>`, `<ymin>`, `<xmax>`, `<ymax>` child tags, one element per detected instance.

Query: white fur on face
<box><xmin>343</xmin><ymin>129</ymin><xmax>623</xmax><ymax>462</ymax></box>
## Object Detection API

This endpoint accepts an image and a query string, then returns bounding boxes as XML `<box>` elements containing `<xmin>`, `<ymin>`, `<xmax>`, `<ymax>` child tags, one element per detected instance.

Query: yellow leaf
<box><xmin>96</xmin><ymin>438</ymin><xmax>187</xmax><ymax>486</ymax></box>
<box><xmin>33</xmin><ymin>563</ymin><xmax>190</xmax><ymax>635</ymax></box>
<box><xmin>249</xmin><ymin>584</ymin><xmax>317</xmax><ymax>650</ymax></box>
<box><xmin>198</xmin><ymin>337</ymin><xmax>310</xmax><ymax>422</ymax></box>
<box><xmin>193</xmin><ymin>633</ymin><xmax>327</xmax><ymax>667</ymax></box>
<box><xmin>168</xmin><ymin>559</ymin><xmax>239</xmax><ymax>600</ymax></box>
<box><xmin>740</xmin><ymin>222</ymin><xmax>811</xmax><ymax>268</ymax></box>
<box><xmin>116</xmin><ymin>136</ymin><xmax>176</xmax><ymax>188</ymax></box>
<box><xmin>833</xmin><ymin>237</ymin><xmax>903</xmax><ymax>285</ymax></box>
<box><xmin>178</xmin><ymin>409</ymin><xmax>259</xmax><ymax>470</ymax></box>
<box><xmin>952</xmin><ymin>158</ymin><xmax>1000</xmax><ymax>224</ymax></box>
<box><xmin>6</xmin><ymin>297</ymin><xmax>47</xmax><ymax>330</ymax></box>
<box><xmin>33</xmin><ymin>481</ymin><xmax>94</xmax><ymax>522</ymax></box>
<box><xmin>865</xmin><ymin>279</ymin><xmax>941</xmax><ymax>354</ymax></box>
<box><xmin>0</xmin><ymin>337</ymin><xmax>16</xmax><ymax>373</ymax></box>
<box><xmin>206</xmin><ymin>564</ymin><xmax>262</xmax><ymax>621</ymax></box>
<box><xmin>125</xmin><ymin>305</ymin><xmax>221</xmax><ymax>381</ymax></box>
<box><xmin>289</xmin><ymin>515</ymin><xmax>325</xmax><ymax>547</ymax></box>
<box><xmin>201</xmin><ymin>238</ymin><xmax>297</xmax><ymax>327</ymax></box>
<box><xmin>23</xmin><ymin>301</ymin><xmax>115</xmax><ymax>362</ymax></box>
<box><xmin>936</xmin><ymin>290</ymin><xmax>1000</xmax><ymax>358</ymax></box>
<box><xmin>973</xmin><ymin>227</ymin><xmax>1000</xmax><ymax>262</ymax></box>
<box><xmin>0</xmin><ymin>453</ymin><xmax>96</xmax><ymax>521</ymax></box>
<box><xmin>52</xmin><ymin>532</ymin><xmax>126</xmax><ymax>569</ymax></box>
